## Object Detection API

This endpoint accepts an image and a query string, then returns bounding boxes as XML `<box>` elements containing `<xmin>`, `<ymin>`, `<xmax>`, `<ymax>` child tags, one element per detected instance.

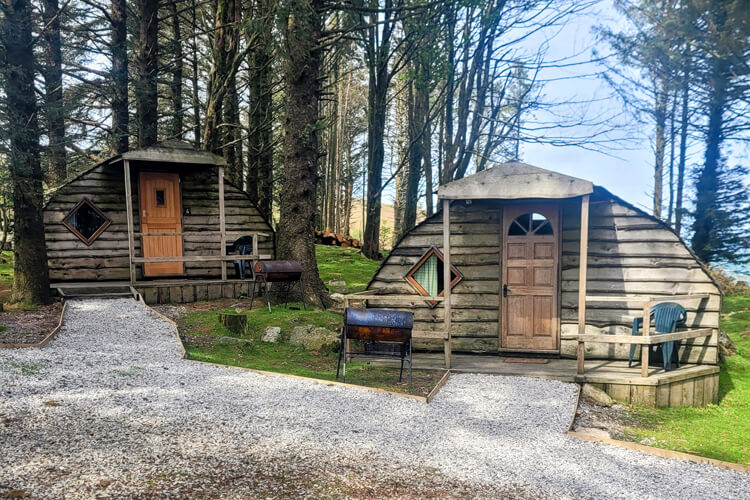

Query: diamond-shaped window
<box><xmin>62</xmin><ymin>198</ymin><xmax>111</xmax><ymax>246</ymax></box>
<box><xmin>405</xmin><ymin>246</ymin><xmax>463</xmax><ymax>307</ymax></box>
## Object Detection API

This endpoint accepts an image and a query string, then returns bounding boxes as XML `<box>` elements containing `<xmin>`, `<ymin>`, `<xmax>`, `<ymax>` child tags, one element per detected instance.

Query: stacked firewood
<box><xmin>315</xmin><ymin>228</ymin><xmax>361</xmax><ymax>248</ymax></box>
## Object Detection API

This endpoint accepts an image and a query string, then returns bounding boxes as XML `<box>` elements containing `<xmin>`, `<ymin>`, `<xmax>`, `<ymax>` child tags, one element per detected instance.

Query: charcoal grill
<box><xmin>250</xmin><ymin>260</ymin><xmax>306</xmax><ymax>312</ymax></box>
<box><xmin>336</xmin><ymin>307</ymin><xmax>413</xmax><ymax>391</ymax></box>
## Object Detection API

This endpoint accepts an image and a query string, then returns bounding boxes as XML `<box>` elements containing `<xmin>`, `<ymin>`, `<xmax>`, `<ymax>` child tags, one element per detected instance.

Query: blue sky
<box><xmin>522</xmin><ymin>0</ymin><xmax>657</xmax><ymax>212</ymax></box>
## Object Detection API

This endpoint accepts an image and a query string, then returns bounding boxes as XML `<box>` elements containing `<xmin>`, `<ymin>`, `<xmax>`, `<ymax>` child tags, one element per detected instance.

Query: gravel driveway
<box><xmin>1</xmin><ymin>298</ymin><xmax>748</xmax><ymax>499</ymax></box>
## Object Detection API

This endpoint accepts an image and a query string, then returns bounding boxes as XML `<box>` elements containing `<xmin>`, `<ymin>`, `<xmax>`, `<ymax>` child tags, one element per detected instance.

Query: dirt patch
<box><xmin>572</xmin><ymin>395</ymin><xmax>644</xmax><ymax>439</ymax></box>
<box><xmin>0</xmin><ymin>302</ymin><xmax>64</xmax><ymax>346</ymax></box>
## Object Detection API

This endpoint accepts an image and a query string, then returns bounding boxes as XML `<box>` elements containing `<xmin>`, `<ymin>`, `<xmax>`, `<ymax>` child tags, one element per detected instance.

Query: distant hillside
<box><xmin>348</xmin><ymin>199</ymin><xmax>425</xmax><ymax>249</ymax></box>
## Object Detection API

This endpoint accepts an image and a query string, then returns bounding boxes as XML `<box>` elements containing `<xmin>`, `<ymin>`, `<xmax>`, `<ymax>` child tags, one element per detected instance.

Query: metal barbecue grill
<box><xmin>250</xmin><ymin>260</ymin><xmax>306</xmax><ymax>312</ymax></box>
<box><xmin>336</xmin><ymin>307</ymin><xmax>414</xmax><ymax>391</ymax></box>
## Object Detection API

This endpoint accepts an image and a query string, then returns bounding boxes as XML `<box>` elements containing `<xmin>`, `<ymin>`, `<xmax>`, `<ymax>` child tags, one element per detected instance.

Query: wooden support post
<box><xmin>218</xmin><ymin>166</ymin><xmax>227</xmax><ymax>281</ymax></box>
<box><xmin>123</xmin><ymin>160</ymin><xmax>136</xmax><ymax>286</ymax></box>
<box><xmin>443</xmin><ymin>198</ymin><xmax>452</xmax><ymax>370</ymax></box>
<box><xmin>641</xmin><ymin>301</ymin><xmax>651</xmax><ymax>378</ymax></box>
<box><xmin>577</xmin><ymin>194</ymin><xmax>590</xmax><ymax>375</ymax></box>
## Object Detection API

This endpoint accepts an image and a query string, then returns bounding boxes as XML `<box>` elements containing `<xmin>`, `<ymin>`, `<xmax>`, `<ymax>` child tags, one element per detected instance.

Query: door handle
<box><xmin>503</xmin><ymin>284</ymin><xmax>508</xmax><ymax>297</ymax></box>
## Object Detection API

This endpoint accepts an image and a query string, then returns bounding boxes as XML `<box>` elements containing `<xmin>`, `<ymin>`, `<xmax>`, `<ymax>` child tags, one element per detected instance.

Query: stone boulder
<box><xmin>262</xmin><ymin>326</ymin><xmax>281</xmax><ymax>343</ymax></box>
<box><xmin>718</xmin><ymin>330</ymin><xmax>737</xmax><ymax>360</ymax></box>
<box><xmin>581</xmin><ymin>383</ymin><xmax>614</xmax><ymax>407</ymax></box>
<box><xmin>289</xmin><ymin>325</ymin><xmax>340</xmax><ymax>353</ymax></box>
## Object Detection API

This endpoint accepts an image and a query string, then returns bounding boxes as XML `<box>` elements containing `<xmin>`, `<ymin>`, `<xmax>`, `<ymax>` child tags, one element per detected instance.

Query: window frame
<box><xmin>404</xmin><ymin>245</ymin><xmax>463</xmax><ymax>307</ymax></box>
<box><xmin>61</xmin><ymin>198</ymin><xmax>112</xmax><ymax>246</ymax></box>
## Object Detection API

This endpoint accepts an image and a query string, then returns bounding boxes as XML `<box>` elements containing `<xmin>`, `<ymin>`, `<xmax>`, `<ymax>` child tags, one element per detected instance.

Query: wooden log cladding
<box><xmin>366</xmin><ymin>201</ymin><xmax>502</xmax><ymax>351</ymax></box>
<box><xmin>45</xmin><ymin>160</ymin><xmax>274</xmax><ymax>283</ymax></box>
<box><xmin>559</xmin><ymin>192</ymin><xmax>720</xmax><ymax>364</ymax></box>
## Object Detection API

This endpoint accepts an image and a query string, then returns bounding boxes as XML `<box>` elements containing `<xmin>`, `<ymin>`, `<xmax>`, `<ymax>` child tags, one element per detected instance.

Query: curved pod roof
<box><xmin>438</xmin><ymin>162</ymin><xmax>593</xmax><ymax>200</ymax></box>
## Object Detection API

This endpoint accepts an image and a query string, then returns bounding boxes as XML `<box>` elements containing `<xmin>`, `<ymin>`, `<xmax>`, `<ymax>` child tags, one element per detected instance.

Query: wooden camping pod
<box><xmin>365</xmin><ymin>186</ymin><xmax>720</xmax><ymax>366</ymax></box>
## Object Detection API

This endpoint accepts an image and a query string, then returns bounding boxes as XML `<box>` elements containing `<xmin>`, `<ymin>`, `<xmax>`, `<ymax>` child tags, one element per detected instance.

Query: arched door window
<box><xmin>507</xmin><ymin>212</ymin><xmax>553</xmax><ymax>236</ymax></box>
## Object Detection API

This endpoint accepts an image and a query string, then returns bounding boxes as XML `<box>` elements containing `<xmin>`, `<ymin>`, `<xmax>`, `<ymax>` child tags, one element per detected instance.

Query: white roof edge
<box><xmin>437</xmin><ymin>162</ymin><xmax>594</xmax><ymax>200</ymax></box>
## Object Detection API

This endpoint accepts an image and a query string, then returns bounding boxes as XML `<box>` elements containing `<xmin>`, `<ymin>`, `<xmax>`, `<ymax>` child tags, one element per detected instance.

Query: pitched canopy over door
<box><xmin>501</xmin><ymin>204</ymin><xmax>560</xmax><ymax>351</ymax></box>
<box><xmin>139</xmin><ymin>172</ymin><xmax>183</xmax><ymax>276</ymax></box>
<box><xmin>437</xmin><ymin>162</ymin><xmax>593</xmax><ymax>200</ymax></box>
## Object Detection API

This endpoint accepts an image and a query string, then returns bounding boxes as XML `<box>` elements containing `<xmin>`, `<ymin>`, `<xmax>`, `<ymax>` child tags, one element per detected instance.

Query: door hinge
<box><xmin>503</xmin><ymin>284</ymin><xmax>508</xmax><ymax>297</ymax></box>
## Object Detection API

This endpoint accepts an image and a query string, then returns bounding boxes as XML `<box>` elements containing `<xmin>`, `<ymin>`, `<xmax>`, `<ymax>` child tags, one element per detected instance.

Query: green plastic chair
<box><xmin>629</xmin><ymin>302</ymin><xmax>686</xmax><ymax>371</ymax></box>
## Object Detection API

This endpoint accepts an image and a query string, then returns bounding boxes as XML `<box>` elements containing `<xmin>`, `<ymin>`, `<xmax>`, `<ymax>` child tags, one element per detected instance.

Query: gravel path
<box><xmin>1</xmin><ymin>298</ymin><xmax>748</xmax><ymax>499</ymax></box>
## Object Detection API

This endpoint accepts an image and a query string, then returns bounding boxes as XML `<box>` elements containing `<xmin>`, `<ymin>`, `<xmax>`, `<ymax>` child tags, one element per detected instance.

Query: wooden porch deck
<box><xmin>51</xmin><ymin>279</ymin><xmax>257</xmax><ymax>304</ymax></box>
<box><xmin>369</xmin><ymin>353</ymin><xmax>719</xmax><ymax>408</ymax></box>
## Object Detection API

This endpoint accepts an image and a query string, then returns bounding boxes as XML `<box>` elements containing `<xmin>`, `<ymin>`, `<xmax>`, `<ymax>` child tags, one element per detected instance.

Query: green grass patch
<box><xmin>0</xmin><ymin>250</ymin><xmax>12</xmax><ymax>283</ymax></box>
<box><xmin>181</xmin><ymin>302</ymin><xmax>442</xmax><ymax>396</ymax></box>
<box><xmin>4</xmin><ymin>360</ymin><xmax>42</xmax><ymax>376</ymax></box>
<box><xmin>621</xmin><ymin>294</ymin><xmax>750</xmax><ymax>465</ymax></box>
<box><xmin>316</xmin><ymin>244</ymin><xmax>382</xmax><ymax>294</ymax></box>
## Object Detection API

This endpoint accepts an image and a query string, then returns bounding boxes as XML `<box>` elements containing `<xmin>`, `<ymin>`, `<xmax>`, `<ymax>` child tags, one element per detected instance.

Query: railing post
<box><xmin>577</xmin><ymin>194</ymin><xmax>590</xmax><ymax>375</ymax></box>
<box><xmin>123</xmin><ymin>159</ymin><xmax>136</xmax><ymax>286</ymax></box>
<box><xmin>218</xmin><ymin>166</ymin><xmax>227</xmax><ymax>281</ymax></box>
<box><xmin>641</xmin><ymin>300</ymin><xmax>651</xmax><ymax>378</ymax></box>
<box><xmin>443</xmin><ymin>198</ymin><xmax>452</xmax><ymax>370</ymax></box>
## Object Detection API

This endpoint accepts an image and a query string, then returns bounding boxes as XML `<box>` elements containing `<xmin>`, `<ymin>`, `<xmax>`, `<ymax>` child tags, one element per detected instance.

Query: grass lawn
<box><xmin>619</xmin><ymin>294</ymin><xmax>750</xmax><ymax>465</ymax></box>
<box><xmin>316</xmin><ymin>244</ymin><xmax>382</xmax><ymax>294</ymax></box>
<box><xmin>179</xmin><ymin>245</ymin><xmax>444</xmax><ymax>397</ymax></box>
<box><xmin>181</xmin><ymin>302</ymin><xmax>444</xmax><ymax>397</ymax></box>
<box><xmin>0</xmin><ymin>251</ymin><xmax>13</xmax><ymax>302</ymax></box>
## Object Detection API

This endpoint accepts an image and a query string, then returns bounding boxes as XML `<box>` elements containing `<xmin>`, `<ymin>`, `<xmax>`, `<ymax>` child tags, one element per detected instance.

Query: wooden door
<box><xmin>139</xmin><ymin>172</ymin><xmax>184</xmax><ymax>276</ymax></box>
<box><xmin>501</xmin><ymin>204</ymin><xmax>559</xmax><ymax>351</ymax></box>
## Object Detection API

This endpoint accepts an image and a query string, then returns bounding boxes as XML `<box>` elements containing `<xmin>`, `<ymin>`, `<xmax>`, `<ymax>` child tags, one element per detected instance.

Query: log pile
<box><xmin>315</xmin><ymin>228</ymin><xmax>361</xmax><ymax>248</ymax></box>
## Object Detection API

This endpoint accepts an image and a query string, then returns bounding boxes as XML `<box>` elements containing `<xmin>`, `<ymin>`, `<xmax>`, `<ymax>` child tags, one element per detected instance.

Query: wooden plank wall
<box><xmin>560</xmin><ymin>188</ymin><xmax>720</xmax><ymax>364</ymax></box>
<box><xmin>44</xmin><ymin>161</ymin><xmax>274</xmax><ymax>282</ymax></box>
<box><xmin>368</xmin><ymin>200</ymin><xmax>502</xmax><ymax>351</ymax></box>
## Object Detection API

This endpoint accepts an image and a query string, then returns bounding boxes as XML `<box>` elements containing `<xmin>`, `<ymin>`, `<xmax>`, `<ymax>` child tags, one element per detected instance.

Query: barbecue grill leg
<box><xmin>264</xmin><ymin>280</ymin><xmax>272</xmax><ymax>313</ymax></box>
<box><xmin>399</xmin><ymin>345</ymin><xmax>405</xmax><ymax>382</ymax></box>
<box><xmin>342</xmin><ymin>329</ymin><xmax>348</xmax><ymax>383</ymax></box>
<box><xmin>299</xmin><ymin>277</ymin><xmax>307</xmax><ymax>310</ymax></box>
<box><xmin>336</xmin><ymin>327</ymin><xmax>344</xmax><ymax>380</ymax></box>
<box><xmin>408</xmin><ymin>339</ymin><xmax>412</xmax><ymax>393</ymax></box>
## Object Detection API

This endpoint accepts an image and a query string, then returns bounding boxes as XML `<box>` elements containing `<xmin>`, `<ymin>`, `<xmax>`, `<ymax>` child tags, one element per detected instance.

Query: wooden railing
<box><xmin>131</xmin><ymin>229</ymin><xmax>272</xmax><ymax>282</ymax></box>
<box><xmin>567</xmin><ymin>294</ymin><xmax>714</xmax><ymax>378</ymax></box>
<box><xmin>344</xmin><ymin>291</ymin><xmax>451</xmax><ymax>368</ymax></box>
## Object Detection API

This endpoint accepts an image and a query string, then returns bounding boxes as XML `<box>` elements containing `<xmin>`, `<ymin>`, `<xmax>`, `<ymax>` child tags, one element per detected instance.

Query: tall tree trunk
<box><xmin>278</xmin><ymin>0</ymin><xmax>330</xmax><ymax>307</ymax></box>
<box><xmin>2</xmin><ymin>0</ymin><xmax>51</xmax><ymax>304</ymax></box>
<box><xmin>168</xmin><ymin>0</ymin><xmax>184</xmax><ymax>139</ymax></box>
<box><xmin>423</xmin><ymin>89</ymin><xmax>433</xmax><ymax>216</ymax></box>
<box><xmin>203</xmin><ymin>0</ymin><xmax>240</xmax><ymax>152</ymax></box>
<box><xmin>111</xmin><ymin>0</ymin><xmax>129</xmax><ymax>153</ymax></box>
<box><xmin>136</xmin><ymin>0</ymin><xmax>159</xmax><ymax>147</ymax></box>
<box><xmin>667</xmin><ymin>90</ymin><xmax>676</xmax><ymax>226</ymax></box>
<box><xmin>675</xmin><ymin>55</ymin><xmax>690</xmax><ymax>236</ymax></box>
<box><xmin>653</xmin><ymin>78</ymin><xmax>668</xmax><ymax>219</ymax></box>
<box><xmin>247</xmin><ymin>0</ymin><xmax>275</xmax><ymax>221</ymax></box>
<box><xmin>404</xmin><ymin>63</ymin><xmax>428</xmax><ymax>233</ymax></box>
<box><xmin>224</xmin><ymin>71</ymin><xmax>243</xmax><ymax>185</ymax></box>
<box><xmin>190</xmin><ymin>0</ymin><xmax>201</xmax><ymax>148</ymax></box>
<box><xmin>691</xmin><ymin>56</ymin><xmax>727</xmax><ymax>263</ymax></box>
<box><xmin>41</xmin><ymin>0</ymin><xmax>66</xmax><ymax>184</ymax></box>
